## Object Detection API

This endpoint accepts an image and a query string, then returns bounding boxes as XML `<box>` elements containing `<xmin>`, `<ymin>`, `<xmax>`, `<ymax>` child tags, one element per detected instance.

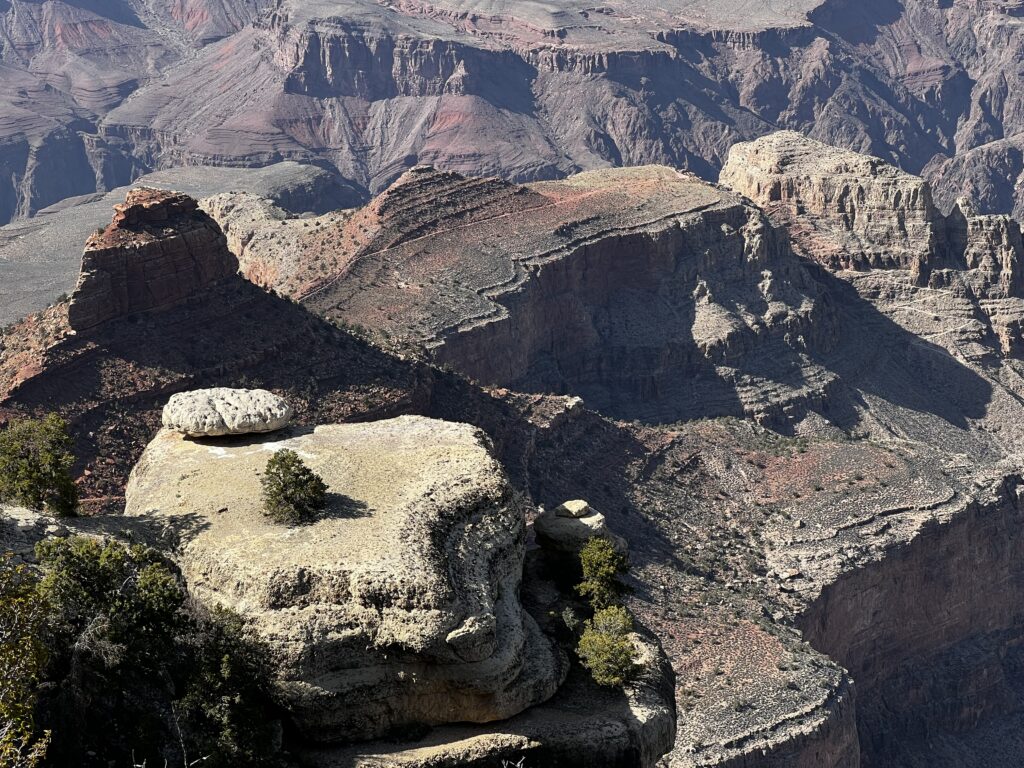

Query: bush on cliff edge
<box><xmin>577</xmin><ymin>605</ymin><xmax>637</xmax><ymax>687</ymax></box>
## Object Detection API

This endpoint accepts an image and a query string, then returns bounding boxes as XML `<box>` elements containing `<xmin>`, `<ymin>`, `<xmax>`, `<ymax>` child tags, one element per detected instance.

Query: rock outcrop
<box><xmin>125</xmin><ymin>415</ymin><xmax>566</xmax><ymax>743</ymax></box>
<box><xmin>534</xmin><ymin>499</ymin><xmax>628</xmax><ymax>555</ymax></box>
<box><xmin>720</xmin><ymin>131</ymin><xmax>938</xmax><ymax>275</ymax></box>
<box><xmin>67</xmin><ymin>189</ymin><xmax>238</xmax><ymax>331</ymax></box>
<box><xmin>297</xmin><ymin>164</ymin><xmax>837</xmax><ymax>426</ymax></box>
<box><xmin>162</xmin><ymin>388</ymin><xmax>293</xmax><ymax>436</ymax></box>
<box><xmin>722</xmin><ymin>131</ymin><xmax>1024</xmax><ymax>356</ymax></box>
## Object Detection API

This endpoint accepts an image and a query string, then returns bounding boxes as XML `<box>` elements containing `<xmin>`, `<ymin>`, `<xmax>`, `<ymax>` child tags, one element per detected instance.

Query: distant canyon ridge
<box><xmin>3</xmin><ymin>0</ymin><xmax>1024</xmax><ymax>228</ymax></box>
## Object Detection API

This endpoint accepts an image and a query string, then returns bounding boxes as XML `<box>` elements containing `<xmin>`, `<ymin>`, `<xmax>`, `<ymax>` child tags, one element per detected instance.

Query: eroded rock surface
<box><xmin>124</xmin><ymin>415</ymin><xmax>566</xmax><ymax>743</ymax></box>
<box><xmin>162</xmin><ymin>388</ymin><xmax>293</xmax><ymax>436</ymax></box>
<box><xmin>67</xmin><ymin>188</ymin><xmax>238</xmax><ymax>331</ymax></box>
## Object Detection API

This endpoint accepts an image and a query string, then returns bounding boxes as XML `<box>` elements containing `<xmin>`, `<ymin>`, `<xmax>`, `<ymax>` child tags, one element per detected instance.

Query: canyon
<box><xmin>4</xmin><ymin>0</ymin><xmax>1024</xmax><ymax>247</ymax></box>
<box><xmin>4</xmin><ymin>129</ymin><xmax>1024</xmax><ymax>765</ymax></box>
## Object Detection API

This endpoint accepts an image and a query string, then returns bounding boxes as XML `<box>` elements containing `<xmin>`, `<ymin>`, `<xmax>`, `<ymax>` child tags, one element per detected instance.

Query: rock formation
<box><xmin>67</xmin><ymin>188</ymin><xmax>238</xmax><ymax>331</ymax></box>
<box><xmin>162</xmin><ymin>388</ymin><xmax>293</xmax><ymax>436</ymax></box>
<box><xmin>534</xmin><ymin>499</ymin><xmax>628</xmax><ymax>555</ymax></box>
<box><xmin>125</xmin><ymin>415</ymin><xmax>565</xmax><ymax>742</ymax></box>
<box><xmin>15</xmin><ymin>133</ymin><xmax>1024</xmax><ymax>767</ymax></box>
<box><xmin>720</xmin><ymin>131</ymin><xmax>939</xmax><ymax>275</ymax></box>
<box><xmin>723</xmin><ymin>131</ymin><xmax>1024</xmax><ymax>356</ymax></box>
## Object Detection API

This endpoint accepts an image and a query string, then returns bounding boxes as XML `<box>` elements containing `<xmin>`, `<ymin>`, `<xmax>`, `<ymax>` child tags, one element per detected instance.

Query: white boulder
<box><xmin>162</xmin><ymin>387</ymin><xmax>293</xmax><ymax>436</ymax></box>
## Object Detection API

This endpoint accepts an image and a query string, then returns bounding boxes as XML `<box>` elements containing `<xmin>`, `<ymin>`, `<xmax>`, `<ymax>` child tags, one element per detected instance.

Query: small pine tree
<box><xmin>261</xmin><ymin>449</ymin><xmax>327</xmax><ymax>525</ymax></box>
<box><xmin>576</xmin><ymin>536</ymin><xmax>630</xmax><ymax>610</ymax></box>
<box><xmin>577</xmin><ymin>605</ymin><xmax>637</xmax><ymax>688</ymax></box>
<box><xmin>0</xmin><ymin>414</ymin><xmax>78</xmax><ymax>517</ymax></box>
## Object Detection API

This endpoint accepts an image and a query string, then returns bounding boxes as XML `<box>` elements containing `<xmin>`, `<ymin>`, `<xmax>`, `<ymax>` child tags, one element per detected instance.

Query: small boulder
<box><xmin>162</xmin><ymin>388</ymin><xmax>293</xmax><ymax>437</ymax></box>
<box><xmin>554</xmin><ymin>499</ymin><xmax>593</xmax><ymax>518</ymax></box>
<box><xmin>534</xmin><ymin>500</ymin><xmax>627</xmax><ymax>555</ymax></box>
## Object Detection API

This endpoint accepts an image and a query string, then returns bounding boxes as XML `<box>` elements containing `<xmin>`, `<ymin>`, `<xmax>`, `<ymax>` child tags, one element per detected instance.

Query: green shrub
<box><xmin>176</xmin><ymin>606</ymin><xmax>280</xmax><ymax>767</ymax></box>
<box><xmin>261</xmin><ymin>449</ymin><xmax>327</xmax><ymax>525</ymax></box>
<box><xmin>36</xmin><ymin>537</ymin><xmax>184</xmax><ymax>659</ymax></box>
<box><xmin>576</xmin><ymin>536</ymin><xmax>630</xmax><ymax>610</ymax></box>
<box><xmin>33</xmin><ymin>537</ymin><xmax>282</xmax><ymax>768</ymax></box>
<box><xmin>577</xmin><ymin>605</ymin><xmax>636</xmax><ymax>688</ymax></box>
<box><xmin>0</xmin><ymin>554</ymin><xmax>50</xmax><ymax>767</ymax></box>
<box><xmin>0</xmin><ymin>414</ymin><xmax>78</xmax><ymax>517</ymax></box>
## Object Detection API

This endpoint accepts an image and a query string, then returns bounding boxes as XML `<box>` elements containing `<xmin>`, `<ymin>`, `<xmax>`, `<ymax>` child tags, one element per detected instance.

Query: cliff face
<box><xmin>67</xmin><ymin>188</ymin><xmax>238</xmax><ymax>331</ymax></box>
<box><xmin>723</xmin><ymin>132</ymin><xmax>1024</xmax><ymax>356</ymax></box>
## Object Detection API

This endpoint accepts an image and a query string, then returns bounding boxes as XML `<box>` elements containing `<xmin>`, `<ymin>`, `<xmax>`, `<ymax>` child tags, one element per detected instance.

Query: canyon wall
<box><xmin>796</xmin><ymin>479</ymin><xmax>1024</xmax><ymax>765</ymax></box>
<box><xmin>6</xmin><ymin>0</ymin><xmax>1024</xmax><ymax>228</ymax></box>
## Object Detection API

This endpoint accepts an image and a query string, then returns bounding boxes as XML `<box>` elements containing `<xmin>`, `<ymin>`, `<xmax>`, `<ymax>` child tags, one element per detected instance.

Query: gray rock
<box><xmin>125</xmin><ymin>415</ymin><xmax>566</xmax><ymax>743</ymax></box>
<box><xmin>534</xmin><ymin>500</ymin><xmax>627</xmax><ymax>555</ymax></box>
<box><xmin>162</xmin><ymin>388</ymin><xmax>293</xmax><ymax>437</ymax></box>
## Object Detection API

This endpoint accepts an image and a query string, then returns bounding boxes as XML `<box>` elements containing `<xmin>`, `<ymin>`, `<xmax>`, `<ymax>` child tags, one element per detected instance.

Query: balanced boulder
<box><xmin>162</xmin><ymin>387</ymin><xmax>293</xmax><ymax>437</ymax></box>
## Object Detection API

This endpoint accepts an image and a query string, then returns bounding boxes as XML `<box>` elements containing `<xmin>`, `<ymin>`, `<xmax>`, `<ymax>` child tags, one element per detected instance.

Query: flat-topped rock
<box><xmin>162</xmin><ymin>388</ymin><xmax>294</xmax><ymax>436</ymax></box>
<box><xmin>721</xmin><ymin>131</ymin><xmax>939</xmax><ymax>275</ymax></box>
<box><xmin>124</xmin><ymin>415</ymin><xmax>565</xmax><ymax>743</ymax></box>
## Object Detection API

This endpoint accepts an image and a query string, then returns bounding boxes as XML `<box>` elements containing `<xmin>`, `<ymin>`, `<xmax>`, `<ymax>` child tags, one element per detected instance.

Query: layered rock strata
<box><xmin>67</xmin><ymin>188</ymin><xmax>238</xmax><ymax>331</ymax></box>
<box><xmin>297</xmin><ymin>165</ymin><xmax>837</xmax><ymax>426</ymax></box>
<box><xmin>124</xmin><ymin>415</ymin><xmax>566</xmax><ymax>743</ymax></box>
<box><xmin>722</xmin><ymin>131</ymin><xmax>1024</xmax><ymax>356</ymax></box>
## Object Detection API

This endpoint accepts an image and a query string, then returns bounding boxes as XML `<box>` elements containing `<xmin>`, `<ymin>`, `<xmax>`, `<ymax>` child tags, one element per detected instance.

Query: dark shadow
<box><xmin>59</xmin><ymin>0</ymin><xmax>145</xmax><ymax>28</ymax></box>
<box><xmin>435</xmin><ymin>225</ymin><xmax>993</xmax><ymax>437</ymax></box>
<box><xmin>809</xmin><ymin>0</ymin><xmax>904</xmax><ymax>46</ymax></box>
<box><xmin>323</xmin><ymin>491</ymin><xmax>371</xmax><ymax>520</ymax></box>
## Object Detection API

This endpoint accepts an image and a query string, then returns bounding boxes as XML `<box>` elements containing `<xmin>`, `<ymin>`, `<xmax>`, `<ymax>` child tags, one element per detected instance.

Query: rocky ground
<box><xmin>5</xmin><ymin>131</ymin><xmax>1024</xmax><ymax>766</ymax></box>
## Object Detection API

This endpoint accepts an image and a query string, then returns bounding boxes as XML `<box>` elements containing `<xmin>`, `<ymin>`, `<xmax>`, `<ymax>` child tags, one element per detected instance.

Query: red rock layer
<box><xmin>67</xmin><ymin>188</ymin><xmax>238</xmax><ymax>331</ymax></box>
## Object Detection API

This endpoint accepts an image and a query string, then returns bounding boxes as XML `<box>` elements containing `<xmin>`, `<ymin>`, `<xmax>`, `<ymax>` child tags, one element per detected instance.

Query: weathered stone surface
<box><xmin>124</xmin><ymin>415</ymin><xmax>566</xmax><ymax>743</ymax></box>
<box><xmin>534</xmin><ymin>500</ymin><xmax>627</xmax><ymax>555</ymax></box>
<box><xmin>162</xmin><ymin>388</ymin><xmax>293</xmax><ymax>436</ymax></box>
<box><xmin>721</xmin><ymin>131</ymin><xmax>939</xmax><ymax>275</ymax></box>
<box><xmin>306</xmin><ymin>619</ymin><xmax>676</xmax><ymax>768</ymax></box>
<box><xmin>66</xmin><ymin>188</ymin><xmax>239</xmax><ymax>331</ymax></box>
<box><xmin>722</xmin><ymin>131</ymin><xmax>1024</xmax><ymax>357</ymax></box>
<box><xmin>553</xmin><ymin>499</ymin><xmax>592</xmax><ymax>519</ymax></box>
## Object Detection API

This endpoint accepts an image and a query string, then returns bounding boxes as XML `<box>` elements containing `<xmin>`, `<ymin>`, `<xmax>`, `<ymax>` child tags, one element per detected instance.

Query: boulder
<box><xmin>554</xmin><ymin>499</ymin><xmax>593</xmax><ymax>518</ymax></box>
<box><xmin>534</xmin><ymin>500</ymin><xmax>627</xmax><ymax>555</ymax></box>
<box><xmin>162</xmin><ymin>388</ymin><xmax>293</xmax><ymax>436</ymax></box>
<box><xmin>125</xmin><ymin>415</ymin><xmax>566</xmax><ymax>743</ymax></box>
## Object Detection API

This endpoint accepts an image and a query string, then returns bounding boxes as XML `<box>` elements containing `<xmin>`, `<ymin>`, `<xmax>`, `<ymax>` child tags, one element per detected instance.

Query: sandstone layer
<box><xmin>125</xmin><ymin>416</ymin><xmax>566</xmax><ymax>742</ymax></box>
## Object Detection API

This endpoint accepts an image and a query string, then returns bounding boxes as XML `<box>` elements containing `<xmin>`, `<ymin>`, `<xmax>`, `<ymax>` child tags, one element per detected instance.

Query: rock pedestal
<box><xmin>125</xmin><ymin>415</ymin><xmax>566</xmax><ymax>743</ymax></box>
<box><xmin>67</xmin><ymin>188</ymin><xmax>238</xmax><ymax>331</ymax></box>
